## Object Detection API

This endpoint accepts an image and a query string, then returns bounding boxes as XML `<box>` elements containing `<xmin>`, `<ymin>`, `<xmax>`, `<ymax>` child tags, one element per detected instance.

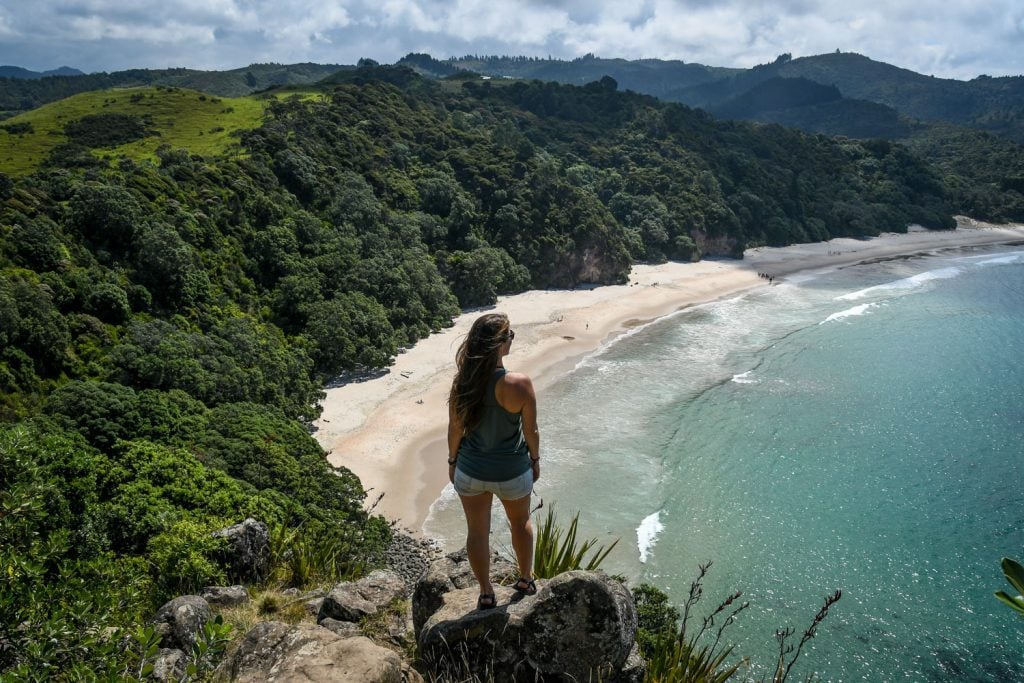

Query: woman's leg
<box><xmin>500</xmin><ymin>493</ymin><xmax>534</xmax><ymax>582</ymax></box>
<box><xmin>459</xmin><ymin>491</ymin><xmax>495</xmax><ymax>597</ymax></box>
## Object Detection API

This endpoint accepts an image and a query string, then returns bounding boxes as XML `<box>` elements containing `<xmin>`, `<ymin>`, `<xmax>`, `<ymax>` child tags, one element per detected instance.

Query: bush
<box><xmin>147</xmin><ymin>516</ymin><xmax>231</xmax><ymax>596</ymax></box>
<box><xmin>84</xmin><ymin>282</ymin><xmax>131</xmax><ymax>323</ymax></box>
<box><xmin>45</xmin><ymin>380</ymin><xmax>141</xmax><ymax>449</ymax></box>
<box><xmin>0</xmin><ymin>424</ymin><xmax>152</xmax><ymax>677</ymax></box>
<box><xmin>64</xmin><ymin>113</ymin><xmax>153</xmax><ymax>148</ymax></box>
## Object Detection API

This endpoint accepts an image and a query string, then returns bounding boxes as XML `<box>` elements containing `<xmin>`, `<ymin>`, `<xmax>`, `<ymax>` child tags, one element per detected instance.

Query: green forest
<box><xmin>1</xmin><ymin>63</ymin><xmax>1019</xmax><ymax>678</ymax></box>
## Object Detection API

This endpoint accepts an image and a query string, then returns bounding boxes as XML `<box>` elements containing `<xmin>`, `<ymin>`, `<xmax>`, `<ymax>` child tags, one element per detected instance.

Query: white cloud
<box><xmin>0</xmin><ymin>0</ymin><xmax>1021</xmax><ymax>78</ymax></box>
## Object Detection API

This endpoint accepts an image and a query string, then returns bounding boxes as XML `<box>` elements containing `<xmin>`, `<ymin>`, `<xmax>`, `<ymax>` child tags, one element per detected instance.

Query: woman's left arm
<box><xmin>447</xmin><ymin>400</ymin><xmax>463</xmax><ymax>484</ymax></box>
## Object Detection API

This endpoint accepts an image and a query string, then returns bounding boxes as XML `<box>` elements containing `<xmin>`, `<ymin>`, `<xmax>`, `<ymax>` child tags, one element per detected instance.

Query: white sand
<box><xmin>315</xmin><ymin>218</ymin><xmax>1024</xmax><ymax>531</ymax></box>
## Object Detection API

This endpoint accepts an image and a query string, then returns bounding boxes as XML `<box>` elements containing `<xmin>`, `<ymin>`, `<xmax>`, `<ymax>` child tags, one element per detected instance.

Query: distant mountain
<box><xmin>397</xmin><ymin>53</ymin><xmax>740</xmax><ymax>99</ymax></box>
<box><xmin>0</xmin><ymin>65</ymin><xmax>85</xmax><ymax>79</ymax></box>
<box><xmin>402</xmin><ymin>51</ymin><xmax>1024</xmax><ymax>144</ymax></box>
<box><xmin>706</xmin><ymin>76</ymin><xmax>914</xmax><ymax>139</ymax></box>
<box><xmin>7</xmin><ymin>52</ymin><xmax>1024</xmax><ymax>146</ymax></box>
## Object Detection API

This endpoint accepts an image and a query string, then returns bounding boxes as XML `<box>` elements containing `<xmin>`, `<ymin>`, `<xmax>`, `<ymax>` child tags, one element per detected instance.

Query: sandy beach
<box><xmin>315</xmin><ymin>218</ymin><xmax>1024</xmax><ymax>531</ymax></box>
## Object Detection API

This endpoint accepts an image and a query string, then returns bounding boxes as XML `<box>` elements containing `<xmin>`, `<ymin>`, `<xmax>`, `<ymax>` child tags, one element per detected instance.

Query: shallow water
<box><xmin>424</xmin><ymin>244</ymin><xmax>1024</xmax><ymax>681</ymax></box>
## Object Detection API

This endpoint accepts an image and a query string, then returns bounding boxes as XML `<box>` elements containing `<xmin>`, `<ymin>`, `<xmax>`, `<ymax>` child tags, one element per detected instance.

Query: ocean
<box><xmin>423</xmin><ymin>243</ymin><xmax>1024</xmax><ymax>681</ymax></box>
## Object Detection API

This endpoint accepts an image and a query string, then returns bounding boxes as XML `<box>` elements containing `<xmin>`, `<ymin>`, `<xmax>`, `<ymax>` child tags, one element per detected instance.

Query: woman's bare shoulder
<box><xmin>501</xmin><ymin>372</ymin><xmax>535</xmax><ymax>394</ymax></box>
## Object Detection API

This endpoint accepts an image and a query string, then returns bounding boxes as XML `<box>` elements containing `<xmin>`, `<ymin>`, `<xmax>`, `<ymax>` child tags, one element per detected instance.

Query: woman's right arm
<box><xmin>516</xmin><ymin>376</ymin><xmax>541</xmax><ymax>482</ymax></box>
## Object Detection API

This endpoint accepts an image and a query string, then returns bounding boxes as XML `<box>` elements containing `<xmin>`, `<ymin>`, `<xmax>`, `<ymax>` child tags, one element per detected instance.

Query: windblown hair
<box><xmin>450</xmin><ymin>313</ymin><xmax>511</xmax><ymax>434</ymax></box>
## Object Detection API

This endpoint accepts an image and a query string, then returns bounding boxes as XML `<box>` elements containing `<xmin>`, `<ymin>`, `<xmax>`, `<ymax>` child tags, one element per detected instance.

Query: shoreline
<box><xmin>314</xmin><ymin>218</ymin><xmax>1024</xmax><ymax>533</ymax></box>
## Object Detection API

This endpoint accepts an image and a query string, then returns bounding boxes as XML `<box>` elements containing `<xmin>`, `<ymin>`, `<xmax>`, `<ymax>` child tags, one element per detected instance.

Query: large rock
<box><xmin>411</xmin><ymin>549</ymin><xmax>517</xmax><ymax>636</ymax></box>
<box><xmin>418</xmin><ymin>570</ymin><xmax>637</xmax><ymax>682</ymax></box>
<box><xmin>212</xmin><ymin>518</ymin><xmax>270</xmax><ymax>583</ymax></box>
<box><xmin>151</xmin><ymin>595</ymin><xmax>212</xmax><ymax>651</ymax></box>
<box><xmin>218</xmin><ymin>621</ymin><xmax>421</xmax><ymax>683</ymax></box>
<box><xmin>318</xmin><ymin>569</ymin><xmax>407</xmax><ymax>624</ymax></box>
<box><xmin>151</xmin><ymin>648</ymin><xmax>187</xmax><ymax>682</ymax></box>
<box><xmin>200</xmin><ymin>585</ymin><xmax>249</xmax><ymax>608</ymax></box>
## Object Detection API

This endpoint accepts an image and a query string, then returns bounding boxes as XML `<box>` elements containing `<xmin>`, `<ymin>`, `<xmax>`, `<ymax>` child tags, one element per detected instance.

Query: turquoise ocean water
<box><xmin>424</xmin><ymin>242</ymin><xmax>1024</xmax><ymax>681</ymax></box>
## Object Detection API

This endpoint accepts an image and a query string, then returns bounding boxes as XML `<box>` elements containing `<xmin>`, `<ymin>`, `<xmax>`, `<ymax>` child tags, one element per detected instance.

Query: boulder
<box><xmin>200</xmin><ymin>585</ymin><xmax>249</xmax><ymax>608</ymax></box>
<box><xmin>411</xmin><ymin>548</ymin><xmax>517</xmax><ymax>636</ymax></box>
<box><xmin>319</xmin><ymin>618</ymin><xmax>364</xmax><ymax>638</ymax></box>
<box><xmin>218</xmin><ymin>621</ymin><xmax>410</xmax><ymax>683</ymax></box>
<box><xmin>418</xmin><ymin>570</ymin><xmax>637</xmax><ymax>682</ymax></box>
<box><xmin>151</xmin><ymin>595</ymin><xmax>212</xmax><ymax>651</ymax></box>
<box><xmin>615</xmin><ymin>642</ymin><xmax>647</xmax><ymax>683</ymax></box>
<box><xmin>151</xmin><ymin>648</ymin><xmax>187</xmax><ymax>682</ymax></box>
<box><xmin>318</xmin><ymin>569</ymin><xmax>407</xmax><ymax>624</ymax></box>
<box><xmin>212</xmin><ymin>518</ymin><xmax>270</xmax><ymax>583</ymax></box>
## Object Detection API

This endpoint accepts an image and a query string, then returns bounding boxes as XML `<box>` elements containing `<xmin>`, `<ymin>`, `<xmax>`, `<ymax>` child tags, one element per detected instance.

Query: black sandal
<box><xmin>477</xmin><ymin>593</ymin><xmax>497</xmax><ymax>610</ymax></box>
<box><xmin>514</xmin><ymin>577</ymin><xmax>537</xmax><ymax>595</ymax></box>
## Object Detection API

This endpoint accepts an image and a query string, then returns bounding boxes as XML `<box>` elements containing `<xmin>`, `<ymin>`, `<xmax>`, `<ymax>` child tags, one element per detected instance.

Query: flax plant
<box><xmin>643</xmin><ymin>562</ymin><xmax>749</xmax><ymax>683</ymax></box>
<box><xmin>995</xmin><ymin>557</ymin><xmax>1024</xmax><ymax>616</ymax></box>
<box><xmin>532</xmin><ymin>504</ymin><xmax>619</xmax><ymax>579</ymax></box>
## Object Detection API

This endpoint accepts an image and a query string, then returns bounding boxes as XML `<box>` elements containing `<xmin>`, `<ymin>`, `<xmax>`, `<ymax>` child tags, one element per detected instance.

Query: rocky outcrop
<box><xmin>318</xmin><ymin>569</ymin><xmax>407</xmax><ymax>624</ymax></box>
<box><xmin>416</xmin><ymin>569</ymin><xmax>639</xmax><ymax>682</ymax></box>
<box><xmin>212</xmin><ymin>518</ymin><xmax>270</xmax><ymax>583</ymax></box>
<box><xmin>411</xmin><ymin>548</ymin><xmax>517</xmax><ymax>635</ymax></box>
<box><xmin>205</xmin><ymin>543</ymin><xmax>644</xmax><ymax>682</ymax></box>
<box><xmin>150</xmin><ymin>595</ymin><xmax>211</xmax><ymax>651</ymax></box>
<box><xmin>200</xmin><ymin>585</ymin><xmax>249</xmax><ymax>608</ymax></box>
<box><xmin>219</xmin><ymin>621</ymin><xmax>421</xmax><ymax>683</ymax></box>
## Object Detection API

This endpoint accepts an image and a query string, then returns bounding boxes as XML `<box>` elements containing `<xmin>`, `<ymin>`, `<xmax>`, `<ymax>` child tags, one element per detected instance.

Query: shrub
<box><xmin>64</xmin><ymin>112</ymin><xmax>153</xmax><ymax>148</ymax></box>
<box><xmin>147</xmin><ymin>516</ymin><xmax>231</xmax><ymax>596</ymax></box>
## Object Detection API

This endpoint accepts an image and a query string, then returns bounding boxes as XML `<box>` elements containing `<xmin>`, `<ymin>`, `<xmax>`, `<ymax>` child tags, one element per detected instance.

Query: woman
<box><xmin>447</xmin><ymin>313</ymin><xmax>541</xmax><ymax>610</ymax></box>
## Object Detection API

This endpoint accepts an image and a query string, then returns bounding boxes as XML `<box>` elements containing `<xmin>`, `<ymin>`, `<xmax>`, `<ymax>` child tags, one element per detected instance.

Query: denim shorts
<box><xmin>453</xmin><ymin>467</ymin><xmax>533</xmax><ymax>501</ymax></box>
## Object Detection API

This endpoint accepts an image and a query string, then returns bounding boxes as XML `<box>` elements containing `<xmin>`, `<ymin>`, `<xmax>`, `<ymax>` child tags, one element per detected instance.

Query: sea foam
<box><xmin>837</xmin><ymin>266</ymin><xmax>963</xmax><ymax>301</ymax></box>
<box><xmin>820</xmin><ymin>302</ymin><xmax>875</xmax><ymax>324</ymax></box>
<box><xmin>637</xmin><ymin>511</ymin><xmax>664</xmax><ymax>563</ymax></box>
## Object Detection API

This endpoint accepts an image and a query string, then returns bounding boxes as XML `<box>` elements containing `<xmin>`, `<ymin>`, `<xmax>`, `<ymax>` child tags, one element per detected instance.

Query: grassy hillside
<box><xmin>0</xmin><ymin>62</ymin><xmax>347</xmax><ymax>119</ymax></box>
<box><xmin>0</xmin><ymin>86</ymin><xmax>325</xmax><ymax>176</ymax></box>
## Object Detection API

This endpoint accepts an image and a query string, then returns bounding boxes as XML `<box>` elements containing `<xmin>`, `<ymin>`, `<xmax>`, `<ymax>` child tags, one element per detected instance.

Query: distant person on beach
<box><xmin>447</xmin><ymin>313</ymin><xmax>541</xmax><ymax>610</ymax></box>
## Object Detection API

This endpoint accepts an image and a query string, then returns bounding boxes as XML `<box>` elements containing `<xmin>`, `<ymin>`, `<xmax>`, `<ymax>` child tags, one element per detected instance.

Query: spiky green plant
<box><xmin>532</xmin><ymin>505</ymin><xmax>619</xmax><ymax>579</ymax></box>
<box><xmin>995</xmin><ymin>557</ymin><xmax>1024</xmax><ymax>616</ymax></box>
<box><xmin>268</xmin><ymin>521</ymin><xmax>365</xmax><ymax>588</ymax></box>
<box><xmin>643</xmin><ymin>562</ymin><xmax>748</xmax><ymax>683</ymax></box>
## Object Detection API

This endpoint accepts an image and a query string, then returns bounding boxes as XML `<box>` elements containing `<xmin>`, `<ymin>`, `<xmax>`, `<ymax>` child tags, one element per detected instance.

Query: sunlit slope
<box><xmin>0</xmin><ymin>86</ymin><xmax>322</xmax><ymax>176</ymax></box>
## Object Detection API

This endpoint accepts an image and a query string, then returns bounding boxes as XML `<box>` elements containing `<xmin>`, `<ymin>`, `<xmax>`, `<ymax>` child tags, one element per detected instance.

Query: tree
<box><xmin>45</xmin><ymin>380</ymin><xmax>142</xmax><ymax>449</ymax></box>
<box><xmin>133</xmin><ymin>223</ymin><xmax>210</xmax><ymax>309</ymax></box>
<box><xmin>304</xmin><ymin>292</ymin><xmax>397</xmax><ymax>375</ymax></box>
<box><xmin>65</xmin><ymin>184</ymin><xmax>141</xmax><ymax>258</ymax></box>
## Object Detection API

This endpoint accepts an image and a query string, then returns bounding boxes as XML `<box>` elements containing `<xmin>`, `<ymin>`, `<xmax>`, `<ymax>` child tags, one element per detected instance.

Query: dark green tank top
<box><xmin>456</xmin><ymin>369</ymin><xmax>531</xmax><ymax>482</ymax></box>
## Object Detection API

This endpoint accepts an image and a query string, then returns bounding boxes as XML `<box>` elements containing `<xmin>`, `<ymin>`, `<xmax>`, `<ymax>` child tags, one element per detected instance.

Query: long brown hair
<box><xmin>449</xmin><ymin>313</ymin><xmax>511</xmax><ymax>433</ymax></box>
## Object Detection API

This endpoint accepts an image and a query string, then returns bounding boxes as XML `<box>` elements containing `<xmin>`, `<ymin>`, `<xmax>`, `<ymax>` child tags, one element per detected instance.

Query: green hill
<box><xmin>0</xmin><ymin>65</ymin><xmax>84</xmax><ymax>79</ymax></box>
<box><xmin>422</xmin><ymin>51</ymin><xmax>1024</xmax><ymax>144</ymax></box>
<box><xmin>0</xmin><ymin>62</ymin><xmax>348</xmax><ymax>120</ymax></box>
<box><xmin>0</xmin><ymin>86</ymin><xmax>327</xmax><ymax>176</ymax></box>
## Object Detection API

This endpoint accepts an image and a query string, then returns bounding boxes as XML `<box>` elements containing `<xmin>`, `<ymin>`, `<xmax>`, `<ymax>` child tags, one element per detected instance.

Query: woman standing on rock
<box><xmin>448</xmin><ymin>312</ymin><xmax>541</xmax><ymax>610</ymax></box>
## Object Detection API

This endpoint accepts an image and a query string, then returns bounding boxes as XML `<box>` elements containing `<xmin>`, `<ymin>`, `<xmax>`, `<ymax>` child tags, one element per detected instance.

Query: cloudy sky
<box><xmin>1</xmin><ymin>1</ymin><xmax>1021</xmax><ymax>80</ymax></box>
